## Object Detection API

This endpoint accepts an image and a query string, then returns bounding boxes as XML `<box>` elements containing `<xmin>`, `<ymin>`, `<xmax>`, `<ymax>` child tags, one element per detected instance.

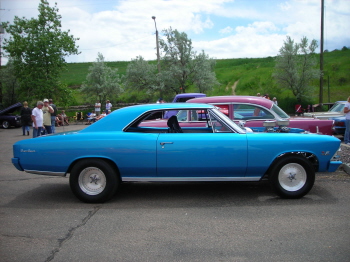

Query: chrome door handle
<box><xmin>160</xmin><ymin>142</ymin><xmax>173</xmax><ymax>146</ymax></box>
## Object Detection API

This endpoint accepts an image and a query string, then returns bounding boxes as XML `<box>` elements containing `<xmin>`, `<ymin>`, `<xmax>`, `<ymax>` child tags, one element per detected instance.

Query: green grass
<box><xmin>61</xmin><ymin>49</ymin><xmax>350</xmax><ymax>113</ymax></box>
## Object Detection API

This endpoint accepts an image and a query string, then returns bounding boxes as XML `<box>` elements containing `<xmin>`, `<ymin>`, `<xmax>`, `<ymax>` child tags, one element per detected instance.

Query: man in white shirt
<box><xmin>95</xmin><ymin>100</ymin><xmax>101</xmax><ymax>116</ymax></box>
<box><xmin>105</xmin><ymin>100</ymin><xmax>112</xmax><ymax>114</ymax></box>
<box><xmin>31</xmin><ymin>101</ymin><xmax>44</xmax><ymax>138</ymax></box>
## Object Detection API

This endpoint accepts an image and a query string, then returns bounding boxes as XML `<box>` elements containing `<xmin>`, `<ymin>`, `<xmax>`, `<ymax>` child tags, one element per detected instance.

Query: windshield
<box><xmin>329</xmin><ymin>103</ymin><xmax>345</xmax><ymax>112</ymax></box>
<box><xmin>211</xmin><ymin>108</ymin><xmax>245</xmax><ymax>133</ymax></box>
<box><xmin>271</xmin><ymin>104</ymin><xmax>290</xmax><ymax>119</ymax></box>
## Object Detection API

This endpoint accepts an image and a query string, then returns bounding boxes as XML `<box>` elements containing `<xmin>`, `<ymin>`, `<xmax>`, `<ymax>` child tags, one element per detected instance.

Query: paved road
<box><xmin>1</xmin><ymin>125</ymin><xmax>350</xmax><ymax>262</ymax></box>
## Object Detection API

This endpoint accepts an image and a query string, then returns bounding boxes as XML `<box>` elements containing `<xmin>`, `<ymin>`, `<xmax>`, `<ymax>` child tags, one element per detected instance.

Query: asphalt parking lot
<box><xmin>1</xmin><ymin>125</ymin><xmax>350</xmax><ymax>262</ymax></box>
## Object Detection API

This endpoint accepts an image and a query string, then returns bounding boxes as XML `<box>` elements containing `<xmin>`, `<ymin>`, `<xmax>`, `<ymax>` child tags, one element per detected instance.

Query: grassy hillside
<box><xmin>61</xmin><ymin>49</ymin><xmax>350</xmax><ymax>113</ymax></box>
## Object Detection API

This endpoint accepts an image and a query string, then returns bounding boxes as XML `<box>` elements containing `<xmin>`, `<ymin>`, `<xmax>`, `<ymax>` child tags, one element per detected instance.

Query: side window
<box><xmin>234</xmin><ymin>104</ymin><xmax>274</xmax><ymax>120</ymax></box>
<box><xmin>177</xmin><ymin>110</ymin><xmax>203</xmax><ymax>121</ymax></box>
<box><xmin>216</xmin><ymin>104</ymin><xmax>229</xmax><ymax>116</ymax></box>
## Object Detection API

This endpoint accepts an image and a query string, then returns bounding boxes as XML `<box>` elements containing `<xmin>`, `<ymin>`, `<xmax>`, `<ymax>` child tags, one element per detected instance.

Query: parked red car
<box><xmin>187</xmin><ymin>96</ymin><xmax>334</xmax><ymax>135</ymax></box>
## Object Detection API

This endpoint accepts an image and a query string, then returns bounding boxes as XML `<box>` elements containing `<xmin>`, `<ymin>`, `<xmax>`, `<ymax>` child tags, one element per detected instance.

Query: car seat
<box><xmin>167</xmin><ymin>115</ymin><xmax>183</xmax><ymax>133</ymax></box>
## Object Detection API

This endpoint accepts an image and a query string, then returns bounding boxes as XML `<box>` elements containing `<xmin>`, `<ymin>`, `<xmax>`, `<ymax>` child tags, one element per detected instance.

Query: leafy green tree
<box><xmin>124</xmin><ymin>56</ymin><xmax>158</xmax><ymax>94</ymax></box>
<box><xmin>192</xmin><ymin>51</ymin><xmax>220</xmax><ymax>93</ymax></box>
<box><xmin>159</xmin><ymin>27</ymin><xmax>219</xmax><ymax>94</ymax></box>
<box><xmin>1</xmin><ymin>0</ymin><xmax>80</xmax><ymax>102</ymax></box>
<box><xmin>0</xmin><ymin>59</ymin><xmax>21</xmax><ymax>106</ymax></box>
<box><xmin>80</xmin><ymin>53</ymin><xmax>123</xmax><ymax>103</ymax></box>
<box><xmin>273</xmin><ymin>36</ymin><xmax>320</xmax><ymax>103</ymax></box>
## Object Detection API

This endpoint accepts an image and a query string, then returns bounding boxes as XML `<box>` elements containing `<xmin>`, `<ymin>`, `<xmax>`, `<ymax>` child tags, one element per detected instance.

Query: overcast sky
<box><xmin>1</xmin><ymin>0</ymin><xmax>349</xmax><ymax>64</ymax></box>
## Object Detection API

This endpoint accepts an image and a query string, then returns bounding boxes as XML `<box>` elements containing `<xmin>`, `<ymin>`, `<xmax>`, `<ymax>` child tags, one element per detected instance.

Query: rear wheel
<box><xmin>2</xmin><ymin>121</ymin><xmax>9</xmax><ymax>129</ymax></box>
<box><xmin>70</xmin><ymin>159</ymin><xmax>119</xmax><ymax>203</ymax></box>
<box><xmin>269</xmin><ymin>156</ymin><xmax>315</xmax><ymax>199</ymax></box>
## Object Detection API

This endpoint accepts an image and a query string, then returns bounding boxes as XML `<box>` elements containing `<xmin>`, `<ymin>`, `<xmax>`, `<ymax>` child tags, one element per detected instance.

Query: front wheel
<box><xmin>269</xmin><ymin>156</ymin><xmax>315</xmax><ymax>199</ymax></box>
<box><xmin>2</xmin><ymin>121</ymin><xmax>9</xmax><ymax>129</ymax></box>
<box><xmin>70</xmin><ymin>159</ymin><xmax>119</xmax><ymax>203</ymax></box>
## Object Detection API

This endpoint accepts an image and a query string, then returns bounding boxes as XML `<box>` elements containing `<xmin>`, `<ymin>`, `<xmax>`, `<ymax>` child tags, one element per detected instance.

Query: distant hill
<box><xmin>61</xmin><ymin>49</ymin><xmax>350</xmax><ymax>113</ymax></box>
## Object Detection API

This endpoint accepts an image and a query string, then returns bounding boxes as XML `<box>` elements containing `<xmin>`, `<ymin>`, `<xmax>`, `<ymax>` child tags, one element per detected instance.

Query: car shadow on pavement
<box><xmin>3</xmin><ymin>180</ymin><xmax>338</xmax><ymax>209</ymax></box>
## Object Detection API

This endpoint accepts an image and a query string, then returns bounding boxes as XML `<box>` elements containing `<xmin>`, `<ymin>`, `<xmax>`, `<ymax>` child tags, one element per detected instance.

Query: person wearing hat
<box><xmin>42</xmin><ymin>98</ymin><xmax>54</xmax><ymax>134</ymax></box>
<box><xmin>49</xmin><ymin>99</ymin><xmax>58</xmax><ymax>133</ymax></box>
<box><xmin>105</xmin><ymin>100</ymin><xmax>112</xmax><ymax>114</ymax></box>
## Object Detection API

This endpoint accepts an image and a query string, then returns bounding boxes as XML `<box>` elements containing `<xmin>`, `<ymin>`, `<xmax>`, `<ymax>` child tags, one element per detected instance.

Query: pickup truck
<box><xmin>163</xmin><ymin>93</ymin><xmax>206</xmax><ymax>119</ymax></box>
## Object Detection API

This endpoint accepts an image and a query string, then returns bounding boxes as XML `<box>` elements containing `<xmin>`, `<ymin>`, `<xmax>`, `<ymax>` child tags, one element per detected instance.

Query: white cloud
<box><xmin>219</xmin><ymin>26</ymin><xmax>233</xmax><ymax>35</ymax></box>
<box><xmin>1</xmin><ymin>0</ymin><xmax>349</xmax><ymax>63</ymax></box>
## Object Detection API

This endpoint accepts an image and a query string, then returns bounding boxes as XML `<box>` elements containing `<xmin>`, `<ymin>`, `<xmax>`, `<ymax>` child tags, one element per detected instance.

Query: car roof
<box><xmin>80</xmin><ymin>103</ymin><xmax>215</xmax><ymax>133</ymax></box>
<box><xmin>0</xmin><ymin>102</ymin><xmax>22</xmax><ymax>115</ymax></box>
<box><xmin>174</xmin><ymin>93</ymin><xmax>206</xmax><ymax>98</ymax></box>
<box><xmin>187</xmin><ymin>96</ymin><xmax>274</xmax><ymax>109</ymax></box>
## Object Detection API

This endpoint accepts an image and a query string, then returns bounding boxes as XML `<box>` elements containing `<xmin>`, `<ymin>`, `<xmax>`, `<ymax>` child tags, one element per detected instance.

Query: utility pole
<box><xmin>319</xmin><ymin>0</ymin><xmax>324</xmax><ymax>105</ymax></box>
<box><xmin>152</xmin><ymin>16</ymin><xmax>161</xmax><ymax>73</ymax></box>
<box><xmin>0</xmin><ymin>24</ymin><xmax>4</xmax><ymax>105</ymax></box>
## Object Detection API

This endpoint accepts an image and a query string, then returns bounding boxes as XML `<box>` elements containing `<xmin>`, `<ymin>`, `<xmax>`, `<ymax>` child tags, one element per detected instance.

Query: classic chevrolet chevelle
<box><xmin>12</xmin><ymin>103</ymin><xmax>342</xmax><ymax>203</ymax></box>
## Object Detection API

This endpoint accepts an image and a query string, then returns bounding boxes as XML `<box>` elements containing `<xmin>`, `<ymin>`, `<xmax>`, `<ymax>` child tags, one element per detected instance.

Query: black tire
<box><xmin>2</xmin><ymin>121</ymin><xmax>9</xmax><ymax>129</ymax></box>
<box><xmin>269</xmin><ymin>156</ymin><xmax>315</xmax><ymax>199</ymax></box>
<box><xmin>69</xmin><ymin>159</ymin><xmax>119</xmax><ymax>203</ymax></box>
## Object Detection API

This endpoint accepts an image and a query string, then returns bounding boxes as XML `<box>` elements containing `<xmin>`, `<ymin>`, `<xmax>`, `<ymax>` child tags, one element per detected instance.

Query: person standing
<box><xmin>42</xmin><ymin>98</ymin><xmax>54</xmax><ymax>134</ymax></box>
<box><xmin>344</xmin><ymin>96</ymin><xmax>350</xmax><ymax>145</ymax></box>
<box><xmin>31</xmin><ymin>101</ymin><xmax>44</xmax><ymax>138</ymax></box>
<box><xmin>105</xmin><ymin>100</ymin><xmax>112</xmax><ymax>114</ymax></box>
<box><xmin>95</xmin><ymin>100</ymin><xmax>101</xmax><ymax>116</ymax></box>
<box><xmin>49</xmin><ymin>99</ymin><xmax>58</xmax><ymax>133</ymax></box>
<box><xmin>20</xmin><ymin>101</ymin><xmax>32</xmax><ymax>136</ymax></box>
<box><xmin>272</xmin><ymin>97</ymin><xmax>278</xmax><ymax>105</ymax></box>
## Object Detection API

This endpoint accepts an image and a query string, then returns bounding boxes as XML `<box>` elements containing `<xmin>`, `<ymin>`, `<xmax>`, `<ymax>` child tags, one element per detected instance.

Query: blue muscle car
<box><xmin>12</xmin><ymin>103</ymin><xmax>342</xmax><ymax>203</ymax></box>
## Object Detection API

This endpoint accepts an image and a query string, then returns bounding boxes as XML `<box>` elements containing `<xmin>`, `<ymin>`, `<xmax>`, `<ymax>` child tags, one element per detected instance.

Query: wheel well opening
<box><xmin>67</xmin><ymin>157</ymin><xmax>121</xmax><ymax>178</ymax></box>
<box><xmin>263</xmin><ymin>152</ymin><xmax>319</xmax><ymax>180</ymax></box>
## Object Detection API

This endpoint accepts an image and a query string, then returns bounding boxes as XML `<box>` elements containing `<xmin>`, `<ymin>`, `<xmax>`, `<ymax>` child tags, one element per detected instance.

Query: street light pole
<box><xmin>319</xmin><ymin>0</ymin><xmax>324</xmax><ymax>105</ymax></box>
<box><xmin>152</xmin><ymin>16</ymin><xmax>161</xmax><ymax>73</ymax></box>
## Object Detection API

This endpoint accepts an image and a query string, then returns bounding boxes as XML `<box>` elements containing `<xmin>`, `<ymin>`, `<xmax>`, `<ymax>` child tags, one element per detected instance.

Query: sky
<box><xmin>0</xmin><ymin>0</ymin><xmax>349</xmax><ymax>64</ymax></box>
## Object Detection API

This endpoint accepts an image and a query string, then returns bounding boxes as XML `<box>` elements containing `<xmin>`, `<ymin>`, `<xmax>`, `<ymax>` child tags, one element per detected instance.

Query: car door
<box><xmin>157</xmin><ymin>133</ymin><xmax>248</xmax><ymax>179</ymax></box>
<box><xmin>156</xmin><ymin>112</ymin><xmax>248</xmax><ymax>179</ymax></box>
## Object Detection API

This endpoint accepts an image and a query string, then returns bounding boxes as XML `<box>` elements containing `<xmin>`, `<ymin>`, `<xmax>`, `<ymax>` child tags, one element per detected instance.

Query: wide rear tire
<box><xmin>70</xmin><ymin>159</ymin><xmax>119</xmax><ymax>203</ymax></box>
<box><xmin>269</xmin><ymin>156</ymin><xmax>315</xmax><ymax>199</ymax></box>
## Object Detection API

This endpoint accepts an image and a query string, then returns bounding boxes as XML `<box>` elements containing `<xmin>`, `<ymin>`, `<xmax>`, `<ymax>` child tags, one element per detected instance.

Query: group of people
<box><xmin>85</xmin><ymin>100</ymin><xmax>113</xmax><ymax>125</ymax></box>
<box><xmin>256</xmin><ymin>93</ymin><xmax>278</xmax><ymax>105</ymax></box>
<box><xmin>20</xmin><ymin>99</ymin><xmax>113</xmax><ymax>137</ymax></box>
<box><xmin>85</xmin><ymin>111</ymin><xmax>108</xmax><ymax>125</ymax></box>
<box><xmin>20</xmin><ymin>99</ymin><xmax>60</xmax><ymax>138</ymax></box>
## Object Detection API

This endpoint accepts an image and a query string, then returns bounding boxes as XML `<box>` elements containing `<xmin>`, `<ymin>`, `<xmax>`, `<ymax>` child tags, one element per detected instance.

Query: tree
<box><xmin>124</xmin><ymin>56</ymin><xmax>158</xmax><ymax>94</ymax></box>
<box><xmin>1</xmin><ymin>0</ymin><xmax>80</xmax><ymax>102</ymax></box>
<box><xmin>159</xmin><ymin>27</ymin><xmax>219</xmax><ymax>94</ymax></box>
<box><xmin>80</xmin><ymin>53</ymin><xmax>123</xmax><ymax>104</ymax></box>
<box><xmin>0</xmin><ymin>59</ymin><xmax>21</xmax><ymax>106</ymax></box>
<box><xmin>192</xmin><ymin>51</ymin><xmax>220</xmax><ymax>93</ymax></box>
<box><xmin>273</xmin><ymin>36</ymin><xmax>320</xmax><ymax>103</ymax></box>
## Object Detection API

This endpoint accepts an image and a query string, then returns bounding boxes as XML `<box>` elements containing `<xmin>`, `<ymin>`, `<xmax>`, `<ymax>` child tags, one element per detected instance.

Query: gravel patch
<box><xmin>339</xmin><ymin>143</ymin><xmax>350</xmax><ymax>164</ymax></box>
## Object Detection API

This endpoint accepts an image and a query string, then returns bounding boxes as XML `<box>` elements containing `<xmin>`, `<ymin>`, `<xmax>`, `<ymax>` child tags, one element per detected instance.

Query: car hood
<box><xmin>0</xmin><ymin>102</ymin><xmax>22</xmax><ymax>116</ymax></box>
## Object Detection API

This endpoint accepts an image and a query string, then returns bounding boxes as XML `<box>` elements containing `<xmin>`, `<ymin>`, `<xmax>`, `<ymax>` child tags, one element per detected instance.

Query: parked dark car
<box><xmin>0</xmin><ymin>102</ymin><xmax>22</xmax><ymax>128</ymax></box>
<box><xmin>330</xmin><ymin>116</ymin><xmax>345</xmax><ymax>136</ymax></box>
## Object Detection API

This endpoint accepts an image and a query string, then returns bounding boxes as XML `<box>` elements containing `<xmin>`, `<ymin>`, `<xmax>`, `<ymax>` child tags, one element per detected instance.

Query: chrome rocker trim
<box><xmin>25</xmin><ymin>170</ymin><xmax>66</xmax><ymax>177</ymax></box>
<box><xmin>122</xmin><ymin>177</ymin><xmax>261</xmax><ymax>182</ymax></box>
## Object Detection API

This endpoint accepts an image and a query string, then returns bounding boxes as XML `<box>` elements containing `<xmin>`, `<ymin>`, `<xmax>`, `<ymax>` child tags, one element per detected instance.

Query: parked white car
<box><xmin>304</xmin><ymin>101</ymin><xmax>346</xmax><ymax>119</ymax></box>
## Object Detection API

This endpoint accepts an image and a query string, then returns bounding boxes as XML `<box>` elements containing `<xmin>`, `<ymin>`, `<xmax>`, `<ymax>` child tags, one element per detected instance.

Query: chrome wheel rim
<box><xmin>278</xmin><ymin>163</ymin><xmax>307</xmax><ymax>192</ymax></box>
<box><xmin>3</xmin><ymin>121</ymin><xmax>9</xmax><ymax>128</ymax></box>
<box><xmin>78</xmin><ymin>167</ymin><xmax>106</xmax><ymax>195</ymax></box>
